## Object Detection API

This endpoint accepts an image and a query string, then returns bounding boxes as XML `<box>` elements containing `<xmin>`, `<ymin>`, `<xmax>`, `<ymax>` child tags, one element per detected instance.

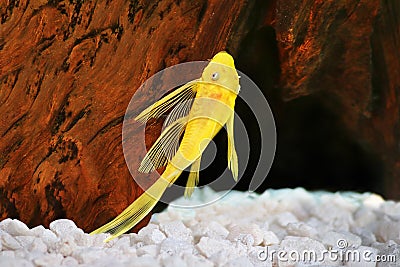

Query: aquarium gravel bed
<box><xmin>0</xmin><ymin>187</ymin><xmax>399</xmax><ymax>266</ymax></box>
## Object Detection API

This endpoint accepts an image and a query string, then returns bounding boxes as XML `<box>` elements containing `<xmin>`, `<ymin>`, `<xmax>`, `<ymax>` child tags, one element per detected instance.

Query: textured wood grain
<box><xmin>272</xmin><ymin>0</ymin><xmax>400</xmax><ymax>198</ymax></box>
<box><xmin>0</xmin><ymin>0</ymin><xmax>258</xmax><ymax>231</ymax></box>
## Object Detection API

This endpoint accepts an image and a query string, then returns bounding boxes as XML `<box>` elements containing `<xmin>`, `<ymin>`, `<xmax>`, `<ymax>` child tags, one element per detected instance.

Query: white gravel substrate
<box><xmin>1</xmin><ymin>187</ymin><xmax>399</xmax><ymax>266</ymax></box>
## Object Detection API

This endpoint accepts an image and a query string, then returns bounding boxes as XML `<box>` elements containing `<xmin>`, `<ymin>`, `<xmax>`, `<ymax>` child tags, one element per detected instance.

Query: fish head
<box><xmin>201</xmin><ymin>51</ymin><xmax>240</xmax><ymax>94</ymax></box>
<box><xmin>211</xmin><ymin>51</ymin><xmax>235</xmax><ymax>68</ymax></box>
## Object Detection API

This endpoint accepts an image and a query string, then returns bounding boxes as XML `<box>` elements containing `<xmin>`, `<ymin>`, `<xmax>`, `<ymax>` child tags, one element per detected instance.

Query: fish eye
<box><xmin>211</xmin><ymin>72</ymin><xmax>219</xmax><ymax>81</ymax></box>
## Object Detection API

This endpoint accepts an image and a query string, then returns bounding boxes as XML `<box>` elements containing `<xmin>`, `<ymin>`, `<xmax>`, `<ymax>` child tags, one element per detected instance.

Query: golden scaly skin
<box><xmin>170</xmin><ymin>87</ymin><xmax>237</xmax><ymax>171</ymax></box>
<box><xmin>90</xmin><ymin>52</ymin><xmax>239</xmax><ymax>241</ymax></box>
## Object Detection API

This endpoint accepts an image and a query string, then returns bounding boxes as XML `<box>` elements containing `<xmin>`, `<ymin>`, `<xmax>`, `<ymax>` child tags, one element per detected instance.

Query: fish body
<box><xmin>91</xmin><ymin>51</ymin><xmax>240</xmax><ymax>241</ymax></box>
<box><xmin>170</xmin><ymin>86</ymin><xmax>237</xmax><ymax>169</ymax></box>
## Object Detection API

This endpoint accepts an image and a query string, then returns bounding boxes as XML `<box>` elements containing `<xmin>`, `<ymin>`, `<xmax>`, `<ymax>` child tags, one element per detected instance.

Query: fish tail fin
<box><xmin>90</xmin><ymin>169</ymin><xmax>180</xmax><ymax>242</ymax></box>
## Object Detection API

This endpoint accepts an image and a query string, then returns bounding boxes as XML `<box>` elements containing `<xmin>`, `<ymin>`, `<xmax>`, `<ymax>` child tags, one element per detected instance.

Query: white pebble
<box><xmin>28</xmin><ymin>238</ymin><xmax>48</xmax><ymax>253</ymax></box>
<box><xmin>61</xmin><ymin>256</ymin><xmax>79</xmax><ymax>266</ymax></box>
<box><xmin>267</xmin><ymin>224</ymin><xmax>288</xmax><ymax>240</ymax></box>
<box><xmin>41</xmin><ymin>232</ymin><xmax>59</xmax><ymax>250</ymax></box>
<box><xmin>0</xmin><ymin>188</ymin><xmax>398</xmax><ymax>266</ymax></box>
<box><xmin>160</xmin><ymin>255</ymin><xmax>187</xmax><ymax>267</ymax></box>
<box><xmin>113</xmin><ymin>236</ymin><xmax>130</xmax><ymax>249</ymax></box>
<box><xmin>206</xmin><ymin>221</ymin><xmax>230</xmax><ymax>238</ymax></box>
<box><xmin>208</xmin><ymin>245</ymin><xmax>248</xmax><ymax>266</ymax></box>
<box><xmin>55</xmin><ymin>236</ymin><xmax>77</xmax><ymax>257</ymax></box>
<box><xmin>375</xmin><ymin>216</ymin><xmax>400</xmax><ymax>243</ymax></box>
<box><xmin>279</xmin><ymin>236</ymin><xmax>329</xmax><ymax>266</ymax></box>
<box><xmin>130</xmin><ymin>255</ymin><xmax>160</xmax><ymax>267</ymax></box>
<box><xmin>73</xmin><ymin>232</ymin><xmax>92</xmax><ymax>247</ymax></box>
<box><xmin>196</xmin><ymin>237</ymin><xmax>248</xmax><ymax>266</ymax></box>
<box><xmin>262</xmin><ymin>231</ymin><xmax>280</xmax><ymax>246</ymax></box>
<box><xmin>190</xmin><ymin>220</ymin><xmax>229</xmax><ymax>240</ymax></box>
<box><xmin>137</xmin><ymin>223</ymin><xmax>158</xmax><ymax>236</ymax></box>
<box><xmin>344</xmin><ymin>246</ymin><xmax>379</xmax><ymax>267</ymax></box>
<box><xmin>0</xmin><ymin>219</ymin><xmax>32</xmax><ymax>236</ymax></box>
<box><xmin>274</xmin><ymin>212</ymin><xmax>299</xmax><ymax>227</ymax></box>
<box><xmin>380</xmin><ymin>201</ymin><xmax>400</xmax><ymax>219</ymax></box>
<box><xmin>351</xmin><ymin>227</ymin><xmax>376</xmax><ymax>246</ymax></box>
<box><xmin>30</xmin><ymin>225</ymin><xmax>46</xmax><ymax>236</ymax></box>
<box><xmin>136</xmin><ymin>244</ymin><xmax>159</xmax><ymax>257</ymax></box>
<box><xmin>0</xmin><ymin>251</ymin><xmax>15</xmax><ymax>258</ymax></box>
<box><xmin>104</xmin><ymin>247</ymin><xmax>121</xmax><ymax>258</ymax></box>
<box><xmin>362</xmin><ymin>193</ymin><xmax>384</xmax><ymax>209</ymax></box>
<box><xmin>321</xmin><ymin>231</ymin><xmax>362</xmax><ymax>249</ymax></box>
<box><xmin>49</xmin><ymin>219</ymin><xmax>78</xmax><ymax>237</ymax></box>
<box><xmin>14</xmin><ymin>236</ymin><xmax>35</xmax><ymax>248</ymax></box>
<box><xmin>137</xmin><ymin>224</ymin><xmax>166</xmax><ymax>245</ymax></box>
<box><xmin>33</xmin><ymin>253</ymin><xmax>63</xmax><ymax>266</ymax></box>
<box><xmin>120</xmin><ymin>245</ymin><xmax>137</xmax><ymax>257</ymax></box>
<box><xmin>92</xmin><ymin>257</ymin><xmax>125</xmax><ymax>267</ymax></box>
<box><xmin>224</xmin><ymin>256</ymin><xmax>253</xmax><ymax>267</ymax></box>
<box><xmin>91</xmin><ymin>233</ymin><xmax>110</xmax><ymax>247</ymax></box>
<box><xmin>233</xmin><ymin>234</ymin><xmax>255</xmax><ymax>247</ymax></box>
<box><xmin>0</xmin><ymin>256</ymin><xmax>34</xmax><ymax>267</ymax></box>
<box><xmin>72</xmin><ymin>247</ymin><xmax>107</xmax><ymax>264</ymax></box>
<box><xmin>159</xmin><ymin>237</ymin><xmax>194</xmax><ymax>256</ymax></box>
<box><xmin>13</xmin><ymin>249</ymin><xmax>31</xmax><ymax>261</ymax></box>
<box><xmin>286</xmin><ymin>222</ymin><xmax>318</xmax><ymax>238</ymax></box>
<box><xmin>30</xmin><ymin>225</ymin><xmax>59</xmax><ymax>249</ymax></box>
<box><xmin>160</xmin><ymin>221</ymin><xmax>193</xmax><ymax>243</ymax></box>
<box><xmin>182</xmin><ymin>253</ymin><xmax>214</xmax><ymax>267</ymax></box>
<box><xmin>196</xmin><ymin>237</ymin><xmax>231</xmax><ymax>258</ymax></box>
<box><xmin>0</xmin><ymin>231</ymin><xmax>22</xmax><ymax>250</ymax></box>
<box><xmin>353</xmin><ymin>207</ymin><xmax>377</xmax><ymax>226</ymax></box>
<box><xmin>227</xmin><ymin>224</ymin><xmax>264</xmax><ymax>246</ymax></box>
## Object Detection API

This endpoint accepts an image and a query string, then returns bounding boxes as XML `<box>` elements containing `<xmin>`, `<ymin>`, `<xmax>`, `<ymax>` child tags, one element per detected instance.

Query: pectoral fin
<box><xmin>226</xmin><ymin>114</ymin><xmax>238</xmax><ymax>181</ymax></box>
<box><xmin>184</xmin><ymin>156</ymin><xmax>201</xmax><ymax>198</ymax></box>
<box><xmin>135</xmin><ymin>81</ymin><xmax>197</xmax><ymax>123</ymax></box>
<box><xmin>139</xmin><ymin>117</ymin><xmax>188</xmax><ymax>173</ymax></box>
<box><xmin>163</xmin><ymin>97</ymin><xmax>194</xmax><ymax>128</ymax></box>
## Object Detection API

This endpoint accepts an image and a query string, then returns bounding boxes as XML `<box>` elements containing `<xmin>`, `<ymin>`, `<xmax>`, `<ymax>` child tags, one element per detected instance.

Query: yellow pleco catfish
<box><xmin>90</xmin><ymin>51</ymin><xmax>240</xmax><ymax>242</ymax></box>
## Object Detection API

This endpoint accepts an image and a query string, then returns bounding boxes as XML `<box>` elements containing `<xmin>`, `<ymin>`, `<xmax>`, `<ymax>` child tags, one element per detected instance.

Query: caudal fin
<box><xmin>90</xmin><ymin>191</ymin><xmax>158</xmax><ymax>242</ymax></box>
<box><xmin>90</xmin><ymin>174</ymin><xmax>174</xmax><ymax>242</ymax></box>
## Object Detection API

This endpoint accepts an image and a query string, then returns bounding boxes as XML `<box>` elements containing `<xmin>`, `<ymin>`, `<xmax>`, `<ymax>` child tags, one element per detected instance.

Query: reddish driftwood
<box><xmin>0</xmin><ymin>0</ymin><xmax>259</xmax><ymax>231</ymax></box>
<box><xmin>272</xmin><ymin>0</ymin><xmax>400</xmax><ymax>198</ymax></box>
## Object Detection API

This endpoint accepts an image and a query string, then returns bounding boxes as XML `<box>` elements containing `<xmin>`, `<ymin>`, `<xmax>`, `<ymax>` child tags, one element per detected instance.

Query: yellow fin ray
<box><xmin>184</xmin><ymin>156</ymin><xmax>201</xmax><ymax>198</ymax></box>
<box><xmin>90</xmin><ymin>174</ymin><xmax>173</xmax><ymax>242</ymax></box>
<box><xmin>226</xmin><ymin>114</ymin><xmax>238</xmax><ymax>181</ymax></box>
<box><xmin>163</xmin><ymin>98</ymin><xmax>194</xmax><ymax>128</ymax></box>
<box><xmin>135</xmin><ymin>81</ymin><xmax>197</xmax><ymax>123</ymax></box>
<box><xmin>138</xmin><ymin>117</ymin><xmax>188</xmax><ymax>173</ymax></box>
